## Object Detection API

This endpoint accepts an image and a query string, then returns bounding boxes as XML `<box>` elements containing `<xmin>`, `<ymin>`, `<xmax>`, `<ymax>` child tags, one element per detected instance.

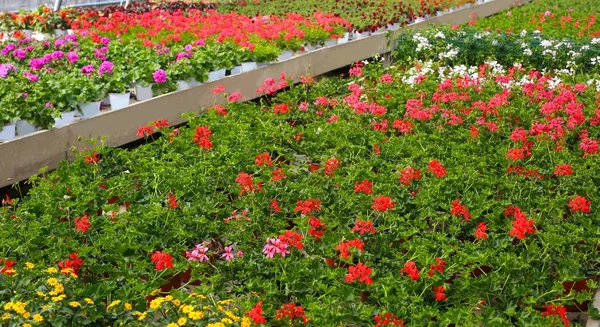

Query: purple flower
<box><xmin>81</xmin><ymin>65</ymin><xmax>94</xmax><ymax>75</ymax></box>
<box><xmin>98</xmin><ymin>61</ymin><xmax>114</xmax><ymax>75</ymax></box>
<box><xmin>80</xmin><ymin>31</ymin><xmax>88</xmax><ymax>37</ymax></box>
<box><xmin>221</xmin><ymin>246</ymin><xmax>235</xmax><ymax>261</ymax></box>
<box><xmin>99</xmin><ymin>46</ymin><xmax>108</xmax><ymax>53</ymax></box>
<box><xmin>193</xmin><ymin>39</ymin><xmax>206</xmax><ymax>46</ymax></box>
<box><xmin>54</xmin><ymin>39</ymin><xmax>67</xmax><ymax>48</ymax></box>
<box><xmin>23</xmin><ymin>72</ymin><xmax>39</xmax><ymax>82</ymax></box>
<box><xmin>544</xmin><ymin>11</ymin><xmax>551</xmax><ymax>16</ymax></box>
<box><xmin>1</xmin><ymin>43</ymin><xmax>16</xmax><ymax>56</ymax></box>
<box><xmin>51</xmin><ymin>51</ymin><xmax>64</xmax><ymax>60</ymax></box>
<box><xmin>65</xmin><ymin>34</ymin><xmax>77</xmax><ymax>42</ymax></box>
<box><xmin>163</xmin><ymin>47</ymin><xmax>170</xmax><ymax>54</ymax></box>
<box><xmin>25</xmin><ymin>46</ymin><xmax>34</xmax><ymax>52</ymax></box>
<box><xmin>94</xmin><ymin>48</ymin><xmax>106</xmax><ymax>60</ymax></box>
<box><xmin>0</xmin><ymin>64</ymin><xmax>17</xmax><ymax>78</ymax></box>
<box><xmin>152</xmin><ymin>69</ymin><xmax>167</xmax><ymax>83</ymax></box>
<box><xmin>21</xmin><ymin>93</ymin><xmax>28</xmax><ymax>98</ymax></box>
<box><xmin>42</xmin><ymin>41</ymin><xmax>50</xmax><ymax>48</ymax></box>
<box><xmin>184</xmin><ymin>44</ymin><xmax>192</xmax><ymax>51</ymax></box>
<box><xmin>12</xmin><ymin>49</ymin><xmax>27</xmax><ymax>60</ymax></box>
<box><xmin>66</xmin><ymin>51</ymin><xmax>78</xmax><ymax>64</ymax></box>
<box><xmin>29</xmin><ymin>58</ymin><xmax>45</xmax><ymax>70</ymax></box>
<box><xmin>101</xmin><ymin>37</ymin><xmax>110</xmax><ymax>45</ymax></box>
<box><xmin>175</xmin><ymin>52</ymin><xmax>188</xmax><ymax>61</ymax></box>
<box><xmin>45</xmin><ymin>102</ymin><xmax>54</xmax><ymax>108</ymax></box>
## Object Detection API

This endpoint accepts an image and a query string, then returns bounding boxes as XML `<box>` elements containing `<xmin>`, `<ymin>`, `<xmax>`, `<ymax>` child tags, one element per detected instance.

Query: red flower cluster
<box><xmin>235</xmin><ymin>172</ymin><xmax>262</xmax><ymax>196</ymax></box>
<box><xmin>273</xmin><ymin>103</ymin><xmax>290</xmax><ymax>114</ymax></box>
<box><xmin>427</xmin><ymin>159</ymin><xmax>447</xmax><ymax>178</ymax></box>
<box><xmin>352</xmin><ymin>219</ymin><xmax>376</xmax><ymax>235</ymax></box>
<box><xmin>323</xmin><ymin>158</ymin><xmax>340</xmax><ymax>177</ymax></box>
<box><xmin>433</xmin><ymin>286</ymin><xmax>447</xmax><ymax>301</ymax></box>
<box><xmin>168</xmin><ymin>193</ymin><xmax>179</xmax><ymax>209</ymax></box>
<box><xmin>270</xmin><ymin>199</ymin><xmax>282</xmax><ymax>212</ymax></box>
<box><xmin>506</xmin><ymin>165</ymin><xmax>544</xmax><ymax>179</ymax></box>
<box><xmin>0</xmin><ymin>258</ymin><xmax>15</xmax><ymax>276</ymax></box>
<box><xmin>392</xmin><ymin>119</ymin><xmax>414</xmax><ymax>134</ymax></box>
<box><xmin>568</xmin><ymin>195</ymin><xmax>591</xmax><ymax>213</ymax></box>
<box><xmin>427</xmin><ymin>257</ymin><xmax>446</xmax><ymax>277</ymax></box>
<box><xmin>401</xmin><ymin>261</ymin><xmax>420</xmax><ymax>280</ymax></box>
<box><xmin>193</xmin><ymin>126</ymin><xmax>213</xmax><ymax>149</ymax></box>
<box><xmin>505</xmin><ymin>206</ymin><xmax>536</xmax><ymax>240</ymax></box>
<box><xmin>279</xmin><ymin>230</ymin><xmax>304</xmax><ymax>250</ymax></box>
<box><xmin>354</xmin><ymin>180</ymin><xmax>373</xmax><ymax>194</ymax></box>
<box><xmin>74</xmin><ymin>214</ymin><xmax>91</xmax><ymax>233</ymax></box>
<box><xmin>374</xmin><ymin>313</ymin><xmax>405</xmax><ymax>327</ymax></box>
<box><xmin>256</xmin><ymin>73</ymin><xmax>289</xmax><ymax>95</ymax></box>
<box><xmin>541</xmin><ymin>304</ymin><xmax>569</xmax><ymax>327</ymax></box>
<box><xmin>246</xmin><ymin>301</ymin><xmax>267</xmax><ymax>324</ymax></box>
<box><xmin>308</xmin><ymin>217</ymin><xmax>327</xmax><ymax>241</ymax></box>
<box><xmin>371</xmin><ymin>195</ymin><xmax>395</xmax><ymax>212</ymax></box>
<box><xmin>450</xmin><ymin>199</ymin><xmax>472</xmax><ymax>222</ymax></box>
<box><xmin>295</xmin><ymin>199</ymin><xmax>321</xmax><ymax>215</ymax></box>
<box><xmin>345</xmin><ymin>262</ymin><xmax>373</xmax><ymax>285</ymax></box>
<box><xmin>84</xmin><ymin>152</ymin><xmax>100</xmax><ymax>164</ymax></box>
<box><xmin>474</xmin><ymin>222</ymin><xmax>488</xmax><ymax>240</ymax></box>
<box><xmin>271</xmin><ymin>167</ymin><xmax>287</xmax><ymax>181</ymax></box>
<box><xmin>553</xmin><ymin>164</ymin><xmax>573</xmax><ymax>176</ymax></box>
<box><xmin>137</xmin><ymin>119</ymin><xmax>170</xmax><ymax>138</ymax></box>
<box><xmin>336</xmin><ymin>239</ymin><xmax>365</xmax><ymax>259</ymax></box>
<box><xmin>275</xmin><ymin>303</ymin><xmax>308</xmax><ymax>324</ymax></box>
<box><xmin>151</xmin><ymin>251</ymin><xmax>173</xmax><ymax>271</ymax></box>
<box><xmin>255</xmin><ymin>152</ymin><xmax>273</xmax><ymax>167</ymax></box>
<box><xmin>399</xmin><ymin>167</ymin><xmax>421</xmax><ymax>186</ymax></box>
<box><xmin>58</xmin><ymin>253</ymin><xmax>83</xmax><ymax>276</ymax></box>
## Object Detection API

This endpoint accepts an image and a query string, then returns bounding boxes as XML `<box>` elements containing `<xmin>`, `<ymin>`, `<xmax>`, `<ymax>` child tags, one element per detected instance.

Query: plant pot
<box><xmin>79</xmin><ymin>101</ymin><xmax>101</xmax><ymax>118</ymax></box>
<box><xmin>207</xmin><ymin>68</ymin><xmax>226</xmax><ymax>82</ymax></box>
<box><xmin>305</xmin><ymin>44</ymin><xmax>321</xmax><ymax>52</ymax></box>
<box><xmin>22</xmin><ymin>29</ymin><xmax>33</xmax><ymax>38</ymax></box>
<box><xmin>134</xmin><ymin>84</ymin><xmax>153</xmax><ymax>101</ymax></box>
<box><xmin>388</xmin><ymin>22</ymin><xmax>401</xmax><ymax>31</ymax></box>
<box><xmin>16</xmin><ymin>120</ymin><xmax>39</xmax><ymax>136</ymax></box>
<box><xmin>0</xmin><ymin>123</ymin><xmax>16</xmax><ymax>141</ymax></box>
<box><xmin>188</xmin><ymin>78</ymin><xmax>201</xmax><ymax>87</ymax></box>
<box><xmin>277</xmin><ymin>50</ymin><xmax>293</xmax><ymax>61</ymax></box>
<box><xmin>324</xmin><ymin>258</ymin><xmax>337</xmax><ymax>268</ymax></box>
<box><xmin>176</xmin><ymin>80</ymin><xmax>190</xmax><ymax>91</ymax></box>
<box><xmin>354</xmin><ymin>31</ymin><xmax>370</xmax><ymax>39</ymax></box>
<box><xmin>470</xmin><ymin>265</ymin><xmax>492</xmax><ymax>278</ymax></box>
<box><xmin>67</xmin><ymin>29</ymin><xmax>75</xmax><ymax>35</ymax></box>
<box><xmin>562</xmin><ymin>277</ymin><xmax>598</xmax><ymax>312</ymax></box>
<box><xmin>337</xmin><ymin>32</ymin><xmax>350</xmax><ymax>44</ymax></box>
<box><xmin>241</xmin><ymin>62</ymin><xmax>258</xmax><ymax>73</ymax></box>
<box><xmin>414</xmin><ymin>17</ymin><xmax>426</xmax><ymax>24</ymax></box>
<box><xmin>32</xmin><ymin>31</ymin><xmax>51</xmax><ymax>41</ymax></box>
<box><xmin>230</xmin><ymin>66</ymin><xmax>242</xmax><ymax>75</ymax></box>
<box><xmin>102</xmin><ymin>96</ymin><xmax>110</xmax><ymax>106</ymax></box>
<box><xmin>109</xmin><ymin>92</ymin><xmax>131</xmax><ymax>110</ymax></box>
<box><xmin>53</xmin><ymin>111</ymin><xmax>76</xmax><ymax>128</ymax></box>
<box><xmin>325</xmin><ymin>39</ymin><xmax>337</xmax><ymax>47</ymax></box>
<box><xmin>53</xmin><ymin>29</ymin><xmax>67</xmax><ymax>36</ymax></box>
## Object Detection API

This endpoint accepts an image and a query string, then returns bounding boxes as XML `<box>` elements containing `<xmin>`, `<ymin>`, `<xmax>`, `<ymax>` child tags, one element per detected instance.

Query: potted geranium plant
<box><xmin>252</xmin><ymin>42</ymin><xmax>279</xmax><ymax>66</ymax></box>
<box><xmin>72</xmin><ymin>72</ymin><xmax>106</xmax><ymax>118</ymax></box>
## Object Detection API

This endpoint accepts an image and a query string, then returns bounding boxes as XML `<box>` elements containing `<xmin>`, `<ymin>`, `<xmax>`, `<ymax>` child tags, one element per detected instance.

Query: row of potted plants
<box><xmin>0</xmin><ymin>10</ymin><xmax>351</xmax><ymax>141</ymax></box>
<box><xmin>1</xmin><ymin>53</ymin><xmax>598</xmax><ymax>325</ymax></box>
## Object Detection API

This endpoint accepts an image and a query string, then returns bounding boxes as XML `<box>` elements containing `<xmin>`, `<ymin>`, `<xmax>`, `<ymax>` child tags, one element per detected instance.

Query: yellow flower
<box><xmin>69</xmin><ymin>302</ymin><xmax>81</xmax><ymax>308</ymax></box>
<box><xmin>180</xmin><ymin>305</ymin><xmax>194</xmax><ymax>314</ymax></box>
<box><xmin>23</xmin><ymin>324</ymin><xmax>32</xmax><ymax>327</ymax></box>
<box><xmin>49</xmin><ymin>283</ymin><xmax>64</xmax><ymax>296</ymax></box>
<box><xmin>25</xmin><ymin>262</ymin><xmax>35</xmax><ymax>269</ymax></box>
<box><xmin>47</xmin><ymin>278</ymin><xmax>59</xmax><ymax>286</ymax></box>
<box><xmin>206</xmin><ymin>323</ymin><xmax>225</xmax><ymax>327</ymax></box>
<box><xmin>36</xmin><ymin>291</ymin><xmax>47</xmax><ymax>298</ymax></box>
<box><xmin>172</xmin><ymin>299</ymin><xmax>181</xmax><ymax>307</ymax></box>
<box><xmin>187</xmin><ymin>311</ymin><xmax>204</xmax><ymax>320</ymax></box>
<box><xmin>84</xmin><ymin>298</ymin><xmax>94</xmax><ymax>305</ymax></box>
<box><xmin>167</xmin><ymin>324</ymin><xmax>179</xmax><ymax>327</ymax></box>
<box><xmin>32</xmin><ymin>314</ymin><xmax>43</xmax><ymax>322</ymax></box>
<box><xmin>22</xmin><ymin>312</ymin><xmax>30</xmax><ymax>319</ymax></box>
<box><xmin>137</xmin><ymin>311</ymin><xmax>147</xmax><ymax>321</ymax></box>
<box><xmin>164</xmin><ymin>295</ymin><xmax>174</xmax><ymax>301</ymax></box>
<box><xmin>106</xmin><ymin>300</ymin><xmax>121</xmax><ymax>311</ymax></box>
<box><xmin>41</xmin><ymin>305</ymin><xmax>52</xmax><ymax>310</ymax></box>
<box><xmin>1</xmin><ymin>313</ymin><xmax>10</xmax><ymax>321</ymax></box>
<box><xmin>150</xmin><ymin>288</ymin><xmax>161</xmax><ymax>296</ymax></box>
<box><xmin>225</xmin><ymin>311</ymin><xmax>240</xmax><ymax>322</ymax></box>
<box><xmin>177</xmin><ymin>317</ymin><xmax>187</xmax><ymax>326</ymax></box>
<box><xmin>45</xmin><ymin>267</ymin><xmax>58</xmax><ymax>274</ymax></box>
<box><xmin>219</xmin><ymin>299</ymin><xmax>234</xmax><ymax>305</ymax></box>
<box><xmin>124</xmin><ymin>303</ymin><xmax>132</xmax><ymax>311</ymax></box>
<box><xmin>51</xmin><ymin>294</ymin><xmax>66</xmax><ymax>302</ymax></box>
<box><xmin>241</xmin><ymin>317</ymin><xmax>251</xmax><ymax>327</ymax></box>
<box><xmin>221</xmin><ymin>317</ymin><xmax>233</xmax><ymax>324</ymax></box>
<box><xmin>149</xmin><ymin>297</ymin><xmax>165</xmax><ymax>310</ymax></box>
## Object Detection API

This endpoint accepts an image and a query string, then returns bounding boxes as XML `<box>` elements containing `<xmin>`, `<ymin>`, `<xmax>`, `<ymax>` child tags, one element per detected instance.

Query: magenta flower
<box><xmin>544</xmin><ymin>11</ymin><xmax>551</xmax><ymax>16</ymax></box>
<box><xmin>175</xmin><ymin>52</ymin><xmax>188</xmax><ymax>60</ymax></box>
<box><xmin>184</xmin><ymin>44</ymin><xmax>192</xmax><ymax>51</ymax></box>
<box><xmin>12</xmin><ymin>49</ymin><xmax>26</xmax><ymax>60</ymax></box>
<box><xmin>221</xmin><ymin>246</ymin><xmax>235</xmax><ymax>261</ymax></box>
<box><xmin>185</xmin><ymin>244</ymin><xmax>209</xmax><ymax>262</ymax></box>
<box><xmin>23</xmin><ymin>72</ymin><xmax>38</xmax><ymax>82</ymax></box>
<box><xmin>65</xmin><ymin>34</ymin><xmax>77</xmax><ymax>42</ymax></box>
<box><xmin>262</xmin><ymin>238</ymin><xmax>290</xmax><ymax>258</ymax></box>
<box><xmin>66</xmin><ymin>51</ymin><xmax>78</xmax><ymax>64</ymax></box>
<box><xmin>81</xmin><ymin>65</ymin><xmax>94</xmax><ymax>75</ymax></box>
<box><xmin>153</xmin><ymin>69</ymin><xmax>167</xmax><ymax>83</ymax></box>
<box><xmin>101</xmin><ymin>37</ymin><xmax>111</xmax><ymax>45</ymax></box>
<box><xmin>1</xmin><ymin>43</ymin><xmax>16</xmax><ymax>56</ymax></box>
<box><xmin>507</xmin><ymin>11</ymin><xmax>512</xmax><ymax>17</ymax></box>
<box><xmin>193</xmin><ymin>39</ymin><xmax>206</xmax><ymax>46</ymax></box>
<box><xmin>298</xmin><ymin>101</ymin><xmax>308</xmax><ymax>111</ymax></box>
<box><xmin>54</xmin><ymin>39</ymin><xmax>67</xmax><ymax>48</ymax></box>
<box><xmin>45</xmin><ymin>102</ymin><xmax>54</xmax><ymax>108</ymax></box>
<box><xmin>0</xmin><ymin>64</ymin><xmax>16</xmax><ymax>78</ymax></box>
<box><xmin>98</xmin><ymin>61</ymin><xmax>114</xmax><ymax>75</ymax></box>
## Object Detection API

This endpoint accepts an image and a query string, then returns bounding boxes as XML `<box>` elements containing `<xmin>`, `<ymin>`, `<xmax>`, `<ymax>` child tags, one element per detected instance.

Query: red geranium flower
<box><xmin>151</xmin><ymin>251</ymin><xmax>173</xmax><ymax>271</ymax></box>
<box><xmin>345</xmin><ymin>262</ymin><xmax>373</xmax><ymax>285</ymax></box>
<box><xmin>371</xmin><ymin>195</ymin><xmax>395</xmax><ymax>212</ymax></box>
<box><xmin>246</xmin><ymin>301</ymin><xmax>267</xmax><ymax>324</ymax></box>
<box><xmin>427</xmin><ymin>160</ymin><xmax>447</xmax><ymax>178</ymax></box>
<box><xmin>354</xmin><ymin>180</ymin><xmax>373</xmax><ymax>194</ymax></box>
<box><xmin>474</xmin><ymin>222</ymin><xmax>488</xmax><ymax>240</ymax></box>
<box><xmin>568</xmin><ymin>195</ymin><xmax>591</xmax><ymax>213</ymax></box>
<box><xmin>352</xmin><ymin>219</ymin><xmax>376</xmax><ymax>235</ymax></box>
<box><xmin>74</xmin><ymin>214</ymin><xmax>91</xmax><ymax>233</ymax></box>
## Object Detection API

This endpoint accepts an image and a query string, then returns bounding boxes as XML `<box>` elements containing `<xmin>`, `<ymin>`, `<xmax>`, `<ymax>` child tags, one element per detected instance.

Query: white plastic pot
<box><xmin>354</xmin><ymin>31</ymin><xmax>371</xmax><ymax>39</ymax></box>
<box><xmin>32</xmin><ymin>31</ymin><xmax>51</xmax><ymax>41</ymax></box>
<box><xmin>277</xmin><ymin>50</ymin><xmax>293</xmax><ymax>61</ymax></box>
<box><xmin>79</xmin><ymin>101</ymin><xmax>101</xmax><ymax>118</ymax></box>
<box><xmin>388</xmin><ymin>23</ymin><xmax>400</xmax><ymax>31</ymax></box>
<box><xmin>0</xmin><ymin>123</ymin><xmax>16</xmax><ymax>141</ymax></box>
<box><xmin>257</xmin><ymin>62</ymin><xmax>269</xmax><ymax>68</ymax></box>
<box><xmin>325</xmin><ymin>39</ymin><xmax>337</xmax><ymax>47</ymax></box>
<box><xmin>16</xmin><ymin>120</ymin><xmax>39</xmax><ymax>136</ymax></box>
<box><xmin>109</xmin><ymin>92</ymin><xmax>131</xmax><ymax>110</ymax></box>
<box><xmin>53</xmin><ymin>29</ymin><xmax>67</xmax><ymax>37</ymax></box>
<box><xmin>22</xmin><ymin>29</ymin><xmax>33</xmax><ymax>38</ymax></box>
<box><xmin>241</xmin><ymin>62</ymin><xmax>258</xmax><ymax>73</ymax></box>
<box><xmin>230</xmin><ymin>66</ymin><xmax>242</xmax><ymax>75</ymax></box>
<box><xmin>207</xmin><ymin>68</ymin><xmax>226</xmax><ymax>82</ymax></box>
<box><xmin>53</xmin><ymin>111</ymin><xmax>76</xmax><ymax>128</ymax></box>
<box><xmin>305</xmin><ymin>44</ymin><xmax>322</xmax><ymax>52</ymax></box>
<box><xmin>176</xmin><ymin>80</ymin><xmax>190</xmax><ymax>91</ymax></box>
<box><xmin>134</xmin><ymin>84</ymin><xmax>153</xmax><ymax>101</ymax></box>
<box><xmin>188</xmin><ymin>79</ymin><xmax>201</xmax><ymax>87</ymax></box>
<box><xmin>337</xmin><ymin>32</ymin><xmax>350</xmax><ymax>44</ymax></box>
<box><xmin>67</xmin><ymin>29</ymin><xmax>75</xmax><ymax>35</ymax></box>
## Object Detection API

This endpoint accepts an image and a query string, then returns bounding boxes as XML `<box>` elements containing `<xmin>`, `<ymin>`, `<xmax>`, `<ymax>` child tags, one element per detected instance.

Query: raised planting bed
<box><xmin>0</xmin><ymin>0</ymin><xmax>526</xmax><ymax>188</ymax></box>
<box><xmin>0</xmin><ymin>55</ymin><xmax>598</xmax><ymax>326</ymax></box>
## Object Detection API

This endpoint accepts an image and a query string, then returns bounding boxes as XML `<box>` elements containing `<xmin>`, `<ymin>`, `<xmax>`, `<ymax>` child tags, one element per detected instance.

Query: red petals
<box><xmin>352</xmin><ymin>219</ymin><xmax>376</xmax><ymax>235</ymax></box>
<box><xmin>541</xmin><ymin>304</ymin><xmax>569</xmax><ymax>327</ymax></box>
<box><xmin>308</xmin><ymin>217</ymin><xmax>327</xmax><ymax>241</ymax></box>
<box><xmin>401</xmin><ymin>261</ymin><xmax>420</xmax><ymax>280</ymax></box>
<box><xmin>255</xmin><ymin>152</ymin><xmax>273</xmax><ymax>167</ymax></box>
<box><xmin>336</xmin><ymin>239</ymin><xmax>364</xmax><ymax>259</ymax></box>
<box><xmin>568</xmin><ymin>195</ymin><xmax>591</xmax><ymax>213</ymax></box>
<box><xmin>151</xmin><ymin>251</ymin><xmax>173</xmax><ymax>271</ymax></box>
<box><xmin>345</xmin><ymin>262</ymin><xmax>373</xmax><ymax>285</ymax></box>
<box><xmin>433</xmin><ymin>286</ymin><xmax>447</xmax><ymax>301</ymax></box>
<box><xmin>554</xmin><ymin>164</ymin><xmax>573</xmax><ymax>176</ymax></box>
<box><xmin>74</xmin><ymin>214</ymin><xmax>91</xmax><ymax>233</ymax></box>
<box><xmin>275</xmin><ymin>303</ymin><xmax>308</xmax><ymax>324</ymax></box>
<box><xmin>427</xmin><ymin>159</ymin><xmax>447</xmax><ymax>178</ymax></box>
<box><xmin>474</xmin><ymin>222</ymin><xmax>488</xmax><ymax>240</ymax></box>
<box><xmin>506</xmin><ymin>206</ymin><xmax>536</xmax><ymax>240</ymax></box>
<box><xmin>399</xmin><ymin>167</ymin><xmax>421</xmax><ymax>186</ymax></box>
<box><xmin>193</xmin><ymin>126</ymin><xmax>213</xmax><ymax>149</ymax></box>
<box><xmin>371</xmin><ymin>195</ymin><xmax>395</xmax><ymax>212</ymax></box>
<box><xmin>295</xmin><ymin>199</ymin><xmax>321</xmax><ymax>215</ymax></box>
<box><xmin>450</xmin><ymin>199</ymin><xmax>472</xmax><ymax>222</ymax></box>
<box><xmin>246</xmin><ymin>301</ymin><xmax>267</xmax><ymax>324</ymax></box>
<box><xmin>354</xmin><ymin>180</ymin><xmax>373</xmax><ymax>194</ymax></box>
